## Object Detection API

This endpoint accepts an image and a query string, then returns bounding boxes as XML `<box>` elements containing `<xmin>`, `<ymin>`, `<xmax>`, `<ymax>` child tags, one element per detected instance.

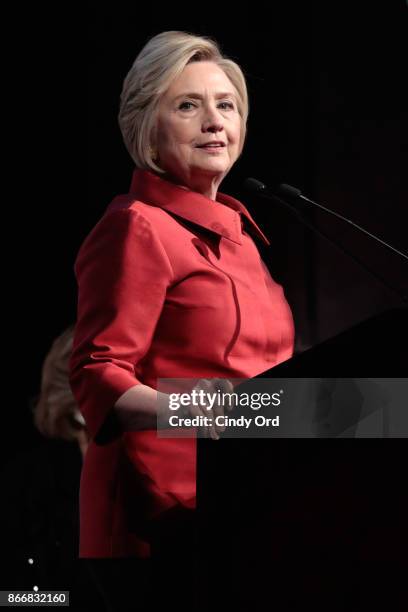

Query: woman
<box><xmin>34</xmin><ymin>325</ymin><xmax>89</xmax><ymax>458</ymax></box>
<box><xmin>70</xmin><ymin>31</ymin><xmax>294</xmax><ymax>567</ymax></box>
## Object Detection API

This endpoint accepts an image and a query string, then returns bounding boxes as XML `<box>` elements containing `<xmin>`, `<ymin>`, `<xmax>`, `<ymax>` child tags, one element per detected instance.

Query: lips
<box><xmin>196</xmin><ymin>141</ymin><xmax>226</xmax><ymax>148</ymax></box>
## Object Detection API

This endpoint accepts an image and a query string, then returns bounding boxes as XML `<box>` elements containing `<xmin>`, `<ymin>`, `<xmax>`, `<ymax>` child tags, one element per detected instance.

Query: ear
<box><xmin>149</xmin><ymin>123</ymin><xmax>159</xmax><ymax>161</ymax></box>
<box><xmin>148</xmin><ymin>145</ymin><xmax>158</xmax><ymax>161</ymax></box>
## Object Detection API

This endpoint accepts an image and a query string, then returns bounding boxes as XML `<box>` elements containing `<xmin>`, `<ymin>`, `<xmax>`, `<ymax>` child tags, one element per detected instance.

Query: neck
<box><xmin>163</xmin><ymin>171</ymin><xmax>223</xmax><ymax>201</ymax></box>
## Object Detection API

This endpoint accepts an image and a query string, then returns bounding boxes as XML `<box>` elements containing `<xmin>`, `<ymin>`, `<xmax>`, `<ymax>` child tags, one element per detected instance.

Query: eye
<box><xmin>218</xmin><ymin>101</ymin><xmax>235</xmax><ymax>110</ymax></box>
<box><xmin>179</xmin><ymin>101</ymin><xmax>196</xmax><ymax>111</ymax></box>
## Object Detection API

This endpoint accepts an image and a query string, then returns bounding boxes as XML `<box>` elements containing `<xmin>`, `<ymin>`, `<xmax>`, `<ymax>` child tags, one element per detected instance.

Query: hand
<box><xmin>185</xmin><ymin>378</ymin><xmax>237</xmax><ymax>440</ymax></box>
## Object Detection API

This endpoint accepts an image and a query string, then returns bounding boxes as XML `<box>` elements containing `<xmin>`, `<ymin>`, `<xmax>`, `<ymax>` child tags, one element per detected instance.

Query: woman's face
<box><xmin>154</xmin><ymin>61</ymin><xmax>242</xmax><ymax>198</ymax></box>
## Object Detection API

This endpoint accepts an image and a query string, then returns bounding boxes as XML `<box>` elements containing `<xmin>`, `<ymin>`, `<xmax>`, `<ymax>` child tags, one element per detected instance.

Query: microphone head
<box><xmin>245</xmin><ymin>177</ymin><xmax>302</xmax><ymax>199</ymax></box>
<box><xmin>244</xmin><ymin>177</ymin><xmax>267</xmax><ymax>193</ymax></box>
<box><xmin>278</xmin><ymin>183</ymin><xmax>302</xmax><ymax>198</ymax></box>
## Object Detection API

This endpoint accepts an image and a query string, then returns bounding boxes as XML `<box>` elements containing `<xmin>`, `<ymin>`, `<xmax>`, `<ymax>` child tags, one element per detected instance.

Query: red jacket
<box><xmin>70</xmin><ymin>169</ymin><xmax>294</xmax><ymax>557</ymax></box>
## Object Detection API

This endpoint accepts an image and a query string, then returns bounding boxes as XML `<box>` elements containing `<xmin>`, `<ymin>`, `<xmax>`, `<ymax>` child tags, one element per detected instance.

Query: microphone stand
<box><xmin>246</xmin><ymin>180</ymin><xmax>408</xmax><ymax>304</ymax></box>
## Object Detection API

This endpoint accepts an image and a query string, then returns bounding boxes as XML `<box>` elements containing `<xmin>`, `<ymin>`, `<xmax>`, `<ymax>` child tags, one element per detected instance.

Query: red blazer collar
<box><xmin>128</xmin><ymin>169</ymin><xmax>270</xmax><ymax>247</ymax></box>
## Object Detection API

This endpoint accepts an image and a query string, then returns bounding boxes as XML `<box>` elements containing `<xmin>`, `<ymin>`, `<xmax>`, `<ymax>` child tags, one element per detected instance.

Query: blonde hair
<box><xmin>118</xmin><ymin>31</ymin><xmax>249</xmax><ymax>173</ymax></box>
<box><xmin>34</xmin><ymin>325</ymin><xmax>87</xmax><ymax>442</ymax></box>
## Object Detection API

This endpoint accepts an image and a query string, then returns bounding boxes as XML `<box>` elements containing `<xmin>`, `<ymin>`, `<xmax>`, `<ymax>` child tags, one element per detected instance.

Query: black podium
<box><xmin>196</xmin><ymin>308</ymin><xmax>407</xmax><ymax>610</ymax></box>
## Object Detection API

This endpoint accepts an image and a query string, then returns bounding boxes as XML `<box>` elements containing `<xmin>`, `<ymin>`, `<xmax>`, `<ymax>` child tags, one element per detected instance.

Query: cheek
<box><xmin>158</xmin><ymin>133</ymin><xmax>193</xmax><ymax>168</ymax></box>
<box><xmin>157</xmin><ymin>117</ymin><xmax>184</xmax><ymax>147</ymax></box>
<box><xmin>160</xmin><ymin>128</ymin><xmax>193</xmax><ymax>154</ymax></box>
<box><xmin>229</xmin><ymin>119</ymin><xmax>243</xmax><ymax>144</ymax></box>
<box><xmin>229</xmin><ymin>124</ymin><xmax>243</xmax><ymax>155</ymax></box>
<box><xmin>238</xmin><ymin>126</ymin><xmax>246</xmax><ymax>154</ymax></box>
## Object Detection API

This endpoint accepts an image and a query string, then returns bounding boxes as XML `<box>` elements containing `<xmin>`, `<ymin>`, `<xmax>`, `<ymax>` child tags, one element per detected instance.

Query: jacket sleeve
<box><xmin>69</xmin><ymin>207</ymin><xmax>174</xmax><ymax>443</ymax></box>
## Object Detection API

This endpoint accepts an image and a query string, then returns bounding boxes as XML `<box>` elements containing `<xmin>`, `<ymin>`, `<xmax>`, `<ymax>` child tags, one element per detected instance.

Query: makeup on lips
<box><xmin>195</xmin><ymin>140</ymin><xmax>226</xmax><ymax>153</ymax></box>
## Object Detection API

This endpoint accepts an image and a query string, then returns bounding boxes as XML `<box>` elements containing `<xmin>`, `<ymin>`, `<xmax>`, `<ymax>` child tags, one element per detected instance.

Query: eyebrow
<box><xmin>173</xmin><ymin>92</ymin><xmax>237</xmax><ymax>102</ymax></box>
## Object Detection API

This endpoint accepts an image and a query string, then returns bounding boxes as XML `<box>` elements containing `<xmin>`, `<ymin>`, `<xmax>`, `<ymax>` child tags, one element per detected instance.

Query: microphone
<box><xmin>245</xmin><ymin>177</ymin><xmax>407</xmax><ymax>261</ymax></box>
<box><xmin>245</xmin><ymin>178</ymin><xmax>301</xmax><ymax>200</ymax></box>
<box><xmin>245</xmin><ymin>177</ymin><xmax>408</xmax><ymax>302</ymax></box>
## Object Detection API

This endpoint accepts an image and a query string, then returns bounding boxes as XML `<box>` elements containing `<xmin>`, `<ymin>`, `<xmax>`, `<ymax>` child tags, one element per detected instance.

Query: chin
<box><xmin>197</xmin><ymin>161</ymin><xmax>229</xmax><ymax>173</ymax></box>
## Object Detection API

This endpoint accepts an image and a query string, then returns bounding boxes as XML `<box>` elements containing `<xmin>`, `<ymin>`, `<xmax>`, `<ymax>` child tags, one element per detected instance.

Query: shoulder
<box><xmin>100</xmin><ymin>195</ymin><xmax>187</xmax><ymax>251</ymax></box>
<box><xmin>81</xmin><ymin>196</ymin><xmax>169</xmax><ymax>250</ymax></box>
<box><xmin>105</xmin><ymin>194</ymin><xmax>173</xmax><ymax>226</ymax></box>
<box><xmin>75</xmin><ymin>197</ymin><xmax>176</xmax><ymax>276</ymax></box>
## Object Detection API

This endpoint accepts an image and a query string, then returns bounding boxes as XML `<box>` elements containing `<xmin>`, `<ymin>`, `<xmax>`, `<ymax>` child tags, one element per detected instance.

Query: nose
<box><xmin>201</xmin><ymin>105</ymin><xmax>224</xmax><ymax>133</ymax></box>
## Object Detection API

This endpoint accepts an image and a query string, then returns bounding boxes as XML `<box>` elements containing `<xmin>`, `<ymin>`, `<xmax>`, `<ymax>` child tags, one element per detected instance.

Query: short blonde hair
<box><xmin>34</xmin><ymin>326</ymin><xmax>87</xmax><ymax>442</ymax></box>
<box><xmin>118</xmin><ymin>31</ymin><xmax>249</xmax><ymax>173</ymax></box>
